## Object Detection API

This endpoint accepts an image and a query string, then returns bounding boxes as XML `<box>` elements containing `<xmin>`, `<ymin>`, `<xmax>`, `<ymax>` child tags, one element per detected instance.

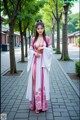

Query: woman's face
<box><xmin>36</xmin><ymin>25</ymin><xmax>44</xmax><ymax>35</ymax></box>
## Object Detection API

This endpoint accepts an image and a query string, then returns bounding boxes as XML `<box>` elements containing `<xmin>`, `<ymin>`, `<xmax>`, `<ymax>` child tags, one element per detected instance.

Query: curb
<box><xmin>1</xmin><ymin>57</ymin><xmax>27</xmax><ymax>76</ymax></box>
<box><xmin>1</xmin><ymin>58</ymin><xmax>21</xmax><ymax>76</ymax></box>
<box><xmin>53</xmin><ymin>55</ymin><xmax>80</xmax><ymax>98</ymax></box>
<box><xmin>1</xmin><ymin>68</ymin><xmax>10</xmax><ymax>76</ymax></box>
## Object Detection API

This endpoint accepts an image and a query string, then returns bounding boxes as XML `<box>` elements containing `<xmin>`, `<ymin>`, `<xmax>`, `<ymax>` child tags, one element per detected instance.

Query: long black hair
<box><xmin>33</xmin><ymin>20</ymin><xmax>48</xmax><ymax>47</ymax></box>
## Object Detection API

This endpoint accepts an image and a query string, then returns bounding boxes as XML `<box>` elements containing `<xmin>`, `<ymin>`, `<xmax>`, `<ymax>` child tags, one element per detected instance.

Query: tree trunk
<box><xmin>52</xmin><ymin>26</ymin><xmax>55</xmax><ymax>48</ymax></box>
<box><xmin>24</xmin><ymin>30</ymin><xmax>28</xmax><ymax>57</ymax></box>
<box><xmin>19</xmin><ymin>21</ymin><xmax>25</xmax><ymax>62</ymax></box>
<box><xmin>28</xmin><ymin>30</ymin><xmax>31</xmax><ymax>47</ymax></box>
<box><xmin>55</xmin><ymin>0</ymin><xmax>60</xmax><ymax>53</ymax></box>
<box><xmin>60</xmin><ymin>4</ymin><xmax>70</xmax><ymax>60</ymax></box>
<box><xmin>9</xmin><ymin>23</ymin><xmax>17</xmax><ymax>73</ymax></box>
<box><xmin>56</xmin><ymin>19</ymin><xmax>60</xmax><ymax>53</ymax></box>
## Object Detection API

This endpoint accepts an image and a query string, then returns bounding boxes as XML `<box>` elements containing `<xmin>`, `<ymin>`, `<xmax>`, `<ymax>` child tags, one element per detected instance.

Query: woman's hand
<box><xmin>37</xmin><ymin>46</ymin><xmax>44</xmax><ymax>50</ymax></box>
<box><xmin>34</xmin><ymin>52</ymin><xmax>40</xmax><ymax>57</ymax></box>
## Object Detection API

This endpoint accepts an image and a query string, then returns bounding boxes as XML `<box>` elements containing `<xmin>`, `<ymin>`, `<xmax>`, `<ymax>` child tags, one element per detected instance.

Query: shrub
<box><xmin>75</xmin><ymin>61</ymin><xmax>80</xmax><ymax>77</ymax></box>
<box><xmin>77</xmin><ymin>37</ymin><xmax>80</xmax><ymax>45</ymax></box>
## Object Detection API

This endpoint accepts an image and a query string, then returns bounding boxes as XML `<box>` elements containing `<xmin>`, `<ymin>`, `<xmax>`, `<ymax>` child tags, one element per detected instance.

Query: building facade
<box><xmin>1</xmin><ymin>16</ymin><xmax>21</xmax><ymax>51</ymax></box>
<box><xmin>68</xmin><ymin>31</ymin><xmax>80</xmax><ymax>47</ymax></box>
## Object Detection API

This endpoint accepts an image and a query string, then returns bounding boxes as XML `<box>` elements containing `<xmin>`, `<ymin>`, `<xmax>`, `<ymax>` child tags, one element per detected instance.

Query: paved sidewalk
<box><xmin>1</xmin><ymin>47</ymin><xmax>21</xmax><ymax>74</ymax></box>
<box><xmin>1</xmin><ymin>54</ymin><xmax>80</xmax><ymax>120</ymax></box>
<box><xmin>53</xmin><ymin>44</ymin><xmax>79</xmax><ymax>95</ymax></box>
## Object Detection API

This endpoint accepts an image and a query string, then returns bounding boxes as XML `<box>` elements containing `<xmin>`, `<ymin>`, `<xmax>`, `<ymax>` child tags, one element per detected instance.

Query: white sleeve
<box><xmin>27</xmin><ymin>45</ymin><xmax>35</xmax><ymax>72</ymax></box>
<box><xmin>42</xmin><ymin>45</ymin><xmax>53</xmax><ymax>71</ymax></box>
<box><xmin>28</xmin><ymin>46</ymin><xmax>35</xmax><ymax>60</ymax></box>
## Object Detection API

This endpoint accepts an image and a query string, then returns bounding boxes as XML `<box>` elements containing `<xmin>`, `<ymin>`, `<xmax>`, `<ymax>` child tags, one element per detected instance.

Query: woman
<box><xmin>26</xmin><ymin>20</ymin><xmax>53</xmax><ymax>113</ymax></box>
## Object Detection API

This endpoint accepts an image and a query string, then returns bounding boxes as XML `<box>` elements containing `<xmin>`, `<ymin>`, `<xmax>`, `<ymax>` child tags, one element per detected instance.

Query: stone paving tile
<box><xmin>38</xmin><ymin>116</ymin><xmax>46</xmax><ymax>120</ymax></box>
<box><xmin>10</xmin><ymin>107</ymin><xmax>18</xmax><ymax>112</ymax></box>
<box><xmin>61</xmin><ymin>111</ymin><xmax>69</xmax><ymax>116</ymax></box>
<box><xmin>53</xmin><ymin>45</ymin><xmax>79</xmax><ymax>88</ymax></box>
<box><xmin>46</xmin><ymin>108</ymin><xmax>53</xmax><ymax>113</ymax></box>
<box><xmin>29</xmin><ymin>116</ymin><xmax>37</xmax><ymax>120</ymax></box>
<box><xmin>7</xmin><ymin>111</ymin><xmax>16</xmax><ymax>119</ymax></box>
<box><xmin>1</xmin><ymin>55</ymin><xmax>79</xmax><ymax>120</ymax></box>
<box><xmin>46</xmin><ymin>113</ymin><xmax>53</xmax><ymax>119</ymax></box>
<box><xmin>17</xmin><ymin>109</ymin><xmax>29</xmax><ymax>113</ymax></box>
<box><xmin>68</xmin><ymin>110</ymin><xmax>78</xmax><ymax>117</ymax></box>
<box><xmin>14</xmin><ymin>112</ymin><xmax>28</xmax><ymax>119</ymax></box>
<box><xmin>54</xmin><ymin>117</ymin><xmax>71</xmax><ymax>120</ymax></box>
<box><xmin>71</xmin><ymin>116</ymin><xmax>80</xmax><ymax>120</ymax></box>
<box><xmin>14</xmin><ymin>119</ymin><xmax>28</xmax><ymax>120</ymax></box>
<box><xmin>53</xmin><ymin>112</ymin><xmax>61</xmax><ymax>116</ymax></box>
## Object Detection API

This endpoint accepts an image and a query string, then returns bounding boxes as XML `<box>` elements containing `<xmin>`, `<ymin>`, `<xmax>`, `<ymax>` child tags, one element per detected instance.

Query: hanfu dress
<box><xmin>26</xmin><ymin>36</ymin><xmax>53</xmax><ymax>111</ymax></box>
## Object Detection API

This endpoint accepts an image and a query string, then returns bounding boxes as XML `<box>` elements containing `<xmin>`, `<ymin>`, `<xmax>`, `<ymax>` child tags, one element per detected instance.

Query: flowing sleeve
<box><xmin>42</xmin><ymin>36</ymin><xmax>53</xmax><ymax>71</ymax></box>
<box><xmin>27</xmin><ymin>37</ymin><xmax>35</xmax><ymax>72</ymax></box>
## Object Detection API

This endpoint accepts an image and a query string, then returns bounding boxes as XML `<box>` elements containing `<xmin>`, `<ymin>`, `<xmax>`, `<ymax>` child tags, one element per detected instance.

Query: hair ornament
<box><xmin>35</xmin><ymin>20</ymin><xmax>44</xmax><ymax>25</ymax></box>
<box><xmin>37</xmin><ymin>20</ymin><xmax>42</xmax><ymax>22</ymax></box>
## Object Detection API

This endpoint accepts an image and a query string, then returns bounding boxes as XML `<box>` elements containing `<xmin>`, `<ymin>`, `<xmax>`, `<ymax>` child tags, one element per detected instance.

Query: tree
<box><xmin>2</xmin><ymin>0</ymin><xmax>22</xmax><ymax>74</ymax></box>
<box><xmin>19</xmin><ymin>19</ymin><xmax>25</xmax><ymax>62</ymax></box>
<box><xmin>60</xmin><ymin>0</ymin><xmax>78</xmax><ymax>61</ymax></box>
<box><xmin>76</xmin><ymin>20</ymin><xmax>80</xmax><ymax>30</ymax></box>
<box><xmin>15</xmin><ymin>0</ymin><xmax>46</xmax><ymax>60</ymax></box>
<box><xmin>67</xmin><ymin>13</ymin><xmax>79</xmax><ymax>33</ymax></box>
<box><xmin>48</xmin><ymin>0</ymin><xmax>63</xmax><ymax>54</ymax></box>
<box><xmin>60</xmin><ymin>2</ymin><xmax>72</xmax><ymax>61</ymax></box>
<box><xmin>41</xmin><ymin>3</ymin><xmax>55</xmax><ymax>47</ymax></box>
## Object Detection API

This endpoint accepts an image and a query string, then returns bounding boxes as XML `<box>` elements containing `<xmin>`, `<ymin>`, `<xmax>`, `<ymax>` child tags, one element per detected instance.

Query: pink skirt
<box><xmin>30</xmin><ymin>55</ymin><xmax>48</xmax><ymax>111</ymax></box>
